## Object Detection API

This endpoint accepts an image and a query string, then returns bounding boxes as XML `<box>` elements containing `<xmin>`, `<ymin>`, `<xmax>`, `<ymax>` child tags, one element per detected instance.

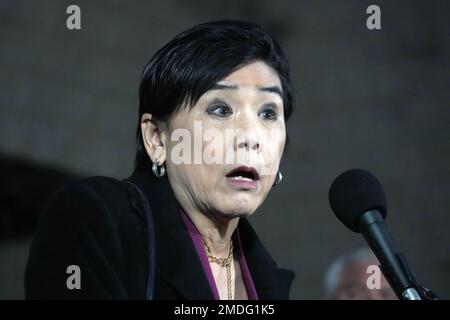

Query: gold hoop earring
<box><xmin>152</xmin><ymin>160</ymin><xmax>166</xmax><ymax>178</ymax></box>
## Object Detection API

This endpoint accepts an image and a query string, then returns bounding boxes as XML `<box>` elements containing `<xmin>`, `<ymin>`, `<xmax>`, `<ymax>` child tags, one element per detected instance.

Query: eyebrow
<box><xmin>259</xmin><ymin>86</ymin><xmax>283</xmax><ymax>98</ymax></box>
<box><xmin>210</xmin><ymin>83</ymin><xmax>283</xmax><ymax>99</ymax></box>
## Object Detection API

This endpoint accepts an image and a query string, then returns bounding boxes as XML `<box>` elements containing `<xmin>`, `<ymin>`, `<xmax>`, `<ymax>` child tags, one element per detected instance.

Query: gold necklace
<box><xmin>204</xmin><ymin>240</ymin><xmax>234</xmax><ymax>300</ymax></box>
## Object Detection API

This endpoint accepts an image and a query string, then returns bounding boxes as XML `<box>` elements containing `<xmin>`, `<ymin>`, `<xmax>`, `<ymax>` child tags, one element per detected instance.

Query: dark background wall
<box><xmin>0</xmin><ymin>0</ymin><xmax>449</xmax><ymax>299</ymax></box>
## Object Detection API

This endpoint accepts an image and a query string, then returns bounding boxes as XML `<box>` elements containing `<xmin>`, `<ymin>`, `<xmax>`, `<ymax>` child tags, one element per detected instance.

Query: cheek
<box><xmin>171</xmin><ymin>163</ymin><xmax>211</xmax><ymax>185</ymax></box>
<box><xmin>262</xmin><ymin>129</ymin><xmax>286</xmax><ymax>169</ymax></box>
<box><xmin>171</xmin><ymin>162</ymin><xmax>224</xmax><ymax>198</ymax></box>
<box><xmin>274</xmin><ymin>126</ymin><xmax>287</xmax><ymax>157</ymax></box>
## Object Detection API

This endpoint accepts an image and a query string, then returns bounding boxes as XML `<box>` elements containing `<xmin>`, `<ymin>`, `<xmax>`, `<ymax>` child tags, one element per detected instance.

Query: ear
<box><xmin>140</xmin><ymin>113</ymin><xmax>167</xmax><ymax>165</ymax></box>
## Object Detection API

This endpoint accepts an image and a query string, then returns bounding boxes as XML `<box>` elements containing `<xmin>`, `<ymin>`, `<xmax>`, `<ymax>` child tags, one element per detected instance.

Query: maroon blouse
<box><xmin>180</xmin><ymin>208</ymin><xmax>259</xmax><ymax>300</ymax></box>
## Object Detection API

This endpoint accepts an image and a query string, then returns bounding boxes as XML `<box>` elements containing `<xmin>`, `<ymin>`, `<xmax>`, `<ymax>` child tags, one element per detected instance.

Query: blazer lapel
<box><xmin>238</xmin><ymin>218</ymin><xmax>295</xmax><ymax>300</ymax></box>
<box><xmin>155</xmin><ymin>217</ymin><xmax>216</xmax><ymax>299</ymax></box>
<box><xmin>127</xmin><ymin>169</ymin><xmax>215</xmax><ymax>299</ymax></box>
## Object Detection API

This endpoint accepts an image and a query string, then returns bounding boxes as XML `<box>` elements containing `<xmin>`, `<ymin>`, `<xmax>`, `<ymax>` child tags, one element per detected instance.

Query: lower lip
<box><xmin>225</xmin><ymin>177</ymin><xmax>259</xmax><ymax>189</ymax></box>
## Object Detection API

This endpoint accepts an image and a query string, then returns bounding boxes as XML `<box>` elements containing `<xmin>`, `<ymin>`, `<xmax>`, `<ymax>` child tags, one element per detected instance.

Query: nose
<box><xmin>234</xmin><ymin>130</ymin><xmax>261</xmax><ymax>152</ymax></box>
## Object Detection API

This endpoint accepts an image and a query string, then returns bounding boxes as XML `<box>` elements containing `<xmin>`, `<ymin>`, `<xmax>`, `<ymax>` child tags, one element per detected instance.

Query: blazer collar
<box><xmin>126</xmin><ymin>168</ymin><xmax>295</xmax><ymax>300</ymax></box>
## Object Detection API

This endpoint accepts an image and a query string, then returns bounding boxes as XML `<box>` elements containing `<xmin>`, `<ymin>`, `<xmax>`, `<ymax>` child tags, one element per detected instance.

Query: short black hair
<box><xmin>135</xmin><ymin>20</ymin><xmax>294</xmax><ymax>171</ymax></box>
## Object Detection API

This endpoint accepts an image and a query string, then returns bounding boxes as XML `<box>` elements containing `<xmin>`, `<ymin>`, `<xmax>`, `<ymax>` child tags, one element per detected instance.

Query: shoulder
<box><xmin>26</xmin><ymin>175</ymin><xmax>142</xmax><ymax>299</ymax></box>
<box><xmin>38</xmin><ymin>175</ymin><xmax>135</xmax><ymax>232</ymax></box>
<box><xmin>50</xmin><ymin>175</ymin><xmax>125</xmax><ymax>204</ymax></box>
<box><xmin>48</xmin><ymin>175</ymin><xmax>127</xmax><ymax>208</ymax></box>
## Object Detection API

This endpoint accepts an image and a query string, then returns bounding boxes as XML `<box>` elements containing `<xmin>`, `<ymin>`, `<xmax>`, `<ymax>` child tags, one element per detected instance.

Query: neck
<box><xmin>188</xmin><ymin>207</ymin><xmax>239</xmax><ymax>257</ymax></box>
<box><xmin>169</xmin><ymin>175</ymin><xmax>240</xmax><ymax>257</ymax></box>
<box><xmin>175</xmin><ymin>195</ymin><xmax>238</xmax><ymax>255</ymax></box>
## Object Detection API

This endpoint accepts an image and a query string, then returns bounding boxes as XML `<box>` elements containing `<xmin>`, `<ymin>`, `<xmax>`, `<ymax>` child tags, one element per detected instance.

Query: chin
<box><xmin>220</xmin><ymin>198</ymin><xmax>260</xmax><ymax>218</ymax></box>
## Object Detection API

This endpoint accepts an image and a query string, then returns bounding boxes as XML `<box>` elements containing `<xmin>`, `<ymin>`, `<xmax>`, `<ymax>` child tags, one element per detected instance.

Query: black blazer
<box><xmin>25</xmin><ymin>168</ymin><xmax>295</xmax><ymax>299</ymax></box>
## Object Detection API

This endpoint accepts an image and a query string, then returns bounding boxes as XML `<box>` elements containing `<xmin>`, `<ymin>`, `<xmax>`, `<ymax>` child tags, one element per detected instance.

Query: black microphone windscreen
<box><xmin>329</xmin><ymin>169</ymin><xmax>387</xmax><ymax>232</ymax></box>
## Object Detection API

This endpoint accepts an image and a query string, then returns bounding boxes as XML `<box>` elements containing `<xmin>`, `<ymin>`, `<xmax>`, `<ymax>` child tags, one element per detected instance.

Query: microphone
<box><xmin>328</xmin><ymin>168</ymin><xmax>437</xmax><ymax>300</ymax></box>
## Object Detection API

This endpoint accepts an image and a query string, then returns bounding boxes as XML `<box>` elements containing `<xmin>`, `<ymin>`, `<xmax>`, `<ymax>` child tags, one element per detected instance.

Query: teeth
<box><xmin>230</xmin><ymin>176</ymin><xmax>253</xmax><ymax>181</ymax></box>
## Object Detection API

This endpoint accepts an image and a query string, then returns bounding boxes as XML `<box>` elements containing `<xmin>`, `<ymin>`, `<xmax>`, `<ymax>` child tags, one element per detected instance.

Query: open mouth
<box><xmin>225</xmin><ymin>166</ymin><xmax>260</xmax><ymax>182</ymax></box>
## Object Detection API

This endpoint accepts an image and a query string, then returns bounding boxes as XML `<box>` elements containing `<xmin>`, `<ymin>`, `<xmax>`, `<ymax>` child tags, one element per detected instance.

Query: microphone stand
<box><xmin>379</xmin><ymin>253</ymin><xmax>439</xmax><ymax>300</ymax></box>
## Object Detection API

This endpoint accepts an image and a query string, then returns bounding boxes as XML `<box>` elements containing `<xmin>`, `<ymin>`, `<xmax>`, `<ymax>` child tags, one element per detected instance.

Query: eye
<box><xmin>206</xmin><ymin>102</ymin><xmax>233</xmax><ymax>118</ymax></box>
<box><xmin>259</xmin><ymin>104</ymin><xmax>278</xmax><ymax>120</ymax></box>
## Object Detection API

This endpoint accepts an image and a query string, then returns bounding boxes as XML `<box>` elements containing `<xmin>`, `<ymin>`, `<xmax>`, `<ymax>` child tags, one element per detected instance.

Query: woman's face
<box><xmin>162</xmin><ymin>61</ymin><xmax>286</xmax><ymax>218</ymax></box>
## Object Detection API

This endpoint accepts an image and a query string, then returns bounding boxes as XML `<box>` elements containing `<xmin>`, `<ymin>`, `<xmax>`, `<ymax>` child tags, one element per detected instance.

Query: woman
<box><xmin>25</xmin><ymin>20</ymin><xmax>295</xmax><ymax>300</ymax></box>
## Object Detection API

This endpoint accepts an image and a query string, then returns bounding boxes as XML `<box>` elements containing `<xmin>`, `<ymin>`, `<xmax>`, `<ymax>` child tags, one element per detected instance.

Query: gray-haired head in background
<box><xmin>323</xmin><ymin>247</ymin><xmax>396</xmax><ymax>300</ymax></box>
